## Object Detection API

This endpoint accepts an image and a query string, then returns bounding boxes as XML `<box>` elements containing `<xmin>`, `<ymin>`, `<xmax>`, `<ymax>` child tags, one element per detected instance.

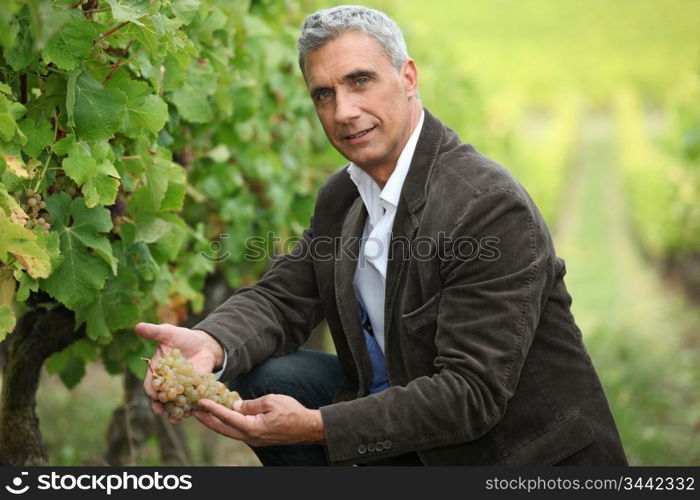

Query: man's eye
<box><xmin>316</xmin><ymin>90</ymin><xmax>333</xmax><ymax>101</ymax></box>
<box><xmin>355</xmin><ymin>77</ymin><xmax>370</xmax><ymax>86</ymax></box>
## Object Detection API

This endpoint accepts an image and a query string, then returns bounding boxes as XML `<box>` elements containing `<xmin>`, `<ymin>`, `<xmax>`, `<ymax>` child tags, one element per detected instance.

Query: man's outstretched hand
<box><xmin>135</xmin><ymin>322</ymin><xmax>225</xmax><ymax>420</ymax></box>
<box><xmin>194</xmin><ymin>394</ymin><xmax>326</xmax><ymax>446</ymax></box>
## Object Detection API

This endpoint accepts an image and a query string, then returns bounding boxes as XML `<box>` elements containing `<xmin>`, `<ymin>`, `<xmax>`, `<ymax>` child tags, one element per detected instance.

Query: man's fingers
<box><xmin>235</xmin><ymin>396</ymin><xmax>270</xmax><ymax>416</ymax></box>
<box><xmin>151</xmin><ymin>400</ymin><xmax>165</xmax><ymax>415</ymax></box>
<box><xmin>193</xmin><ymin>410</ymin><xmax>247</xmax><ymax>441</ymax></box>
<box><xmin>135</xmin><ymin>322</ymin><xmax>173</xmax><ymax>343</ymax></box>
<box><xmin>197</xmin><ymin>399</ymin><xmax>251</xmax><ymax>428</ymax></box>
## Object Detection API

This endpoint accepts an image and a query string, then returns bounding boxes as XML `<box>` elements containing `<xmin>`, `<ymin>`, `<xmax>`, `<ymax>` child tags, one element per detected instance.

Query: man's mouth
<box><xmin>345</xmin><ymin>126</ymin><xmax>375</xmax><ymax>141</ymax></box>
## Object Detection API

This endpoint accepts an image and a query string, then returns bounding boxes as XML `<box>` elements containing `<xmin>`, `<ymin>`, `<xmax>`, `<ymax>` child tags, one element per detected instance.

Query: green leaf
<box><xmin>42</xmin><ymin>17</ymin><xmax>97</xmax><ymax>71</ymax></box>
<box><xmin>133</xmin><ymin>213</ymin><xmax>170</xmax><ymax>243</ymax></box>
<box><xmin>171</xmin><ymin>0</ymin><xmax>201</xmax><ymax>24</ymax></box>
<box><xmin>18</xmin><ymin>118</ymin><xmax>54</xmax><ymax>158</ymax></box>
<box><xmin>59</xmin><ymin>355</ymin><xmax>86</xmax><ymax>389</ymax></box>
<box><xmin>149</xmin><ymin>214</ymin><xmax>188</xmax><ymax>263</ymax></box>
<box><xmin>0</xmin><ymin>304</ymin><xmax>16</xmax><ymax>341</ymax></box>
<box><xmin>45</xmin><ymin>347</ymin><xmax>71</xmax><ymax>375</ymax></box>
<box><xmin>41</xmin><ymin>194</ymin><xmax>113</xmax><ymax>309</ymax></box>
<box><xmin>123</xmin><ymin>94</ymin><xmax>168</xmax><ymax>136</ymax></box>
<box><xmin>105</xmin><ymin>0</ymin><xmax>151</xmax><ymax>25</ymax></box>
<box><xmin>66</xmin><ymin>69</ymin><xmax>79</xmax><ymax>128</ymax></box>
<box><xmin>4</xmin><ymin>6</ymin><xmax>35</xmax><ymax>71</ymax></box>
<box><xmin>15</xmin><ymin>269</ymin><xmax>39</xmax><ymax>302</ymax></box>
<box><xmin>70</xmin><ymin>198</ymin><xmax>118</xmax><ymax>273</ymax></box>
<box><xmin>0</xmin><ymin>113</ymin><xmax>16</xmax><ymax>142</ymax></box>
<box><xmin>142</xmin><ymin>157</ymin><xmax>178</xmax><ymax>211</ymax></box>
<box><xmin>76</xmin><ymin>266</ymin><xmax>140</xmax><ymax>340</ymax></box>
<box><xmin>71</xmin><ymin>70</ymin><xmax>127</xmax><ymax>141</ymax></box>
<box><xmin>62</xmin><ymin>147</ymin><xmax>121</xmax><ymax>208</ymax></box>
<box><xmin>171</xmin><ymin>83</ymin><xmax>212</xmax><ymax>123</ymax></box>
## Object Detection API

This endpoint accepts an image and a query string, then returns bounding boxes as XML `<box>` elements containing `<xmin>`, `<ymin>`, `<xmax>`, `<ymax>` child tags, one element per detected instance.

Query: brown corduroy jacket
<box><xmin>196</xmin><ymin>109</ymin><xmax>628</xmax><ymax>465</ymax></box>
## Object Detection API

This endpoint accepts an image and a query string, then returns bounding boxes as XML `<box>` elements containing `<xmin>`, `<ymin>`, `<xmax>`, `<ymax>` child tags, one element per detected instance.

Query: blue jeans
<box><xmin>229</xmin><ymin>348</ymin><xmax>423</xmax><ymax>466</ymax></box>
<box><xmin>228</xmin><ymin>349</ymin><xmax>343</xmax><ymax>466</ymax></box>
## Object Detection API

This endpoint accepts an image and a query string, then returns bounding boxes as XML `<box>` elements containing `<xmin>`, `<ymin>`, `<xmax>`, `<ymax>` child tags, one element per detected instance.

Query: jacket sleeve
<box><xmin>319</xmin><ymin>188</ymin><xmax>558</xmax><ymax>464</ymax></box>
<box><xmin>193</xmin><ymin>225</ymin><xmax>324</xmax><ymax>381</ymax></box>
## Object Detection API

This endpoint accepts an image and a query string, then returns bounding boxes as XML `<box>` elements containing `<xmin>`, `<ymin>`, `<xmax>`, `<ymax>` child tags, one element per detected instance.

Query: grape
<box><xmin>21</xmin><ymin>191</ymin><xmax>51</xmax><ymax>235</ymax></box>
<box><xmin>150</xmin><ymin>349</ymin><xmax>241</xmax><ymax>421</ymax></box>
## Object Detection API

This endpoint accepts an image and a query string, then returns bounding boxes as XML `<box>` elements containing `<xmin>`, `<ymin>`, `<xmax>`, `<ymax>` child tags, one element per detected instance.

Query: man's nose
<box><xmin>334</xmin><ymin>91</ymin><xmax>361</xmax><ymax>123</ymax></box>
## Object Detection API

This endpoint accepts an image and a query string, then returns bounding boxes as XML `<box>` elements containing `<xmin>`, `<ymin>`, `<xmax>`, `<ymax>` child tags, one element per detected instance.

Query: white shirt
<box><xmin>347</xmin><ymin>110</ymin><xmax>425</xmax><ymax>353</ymax></box>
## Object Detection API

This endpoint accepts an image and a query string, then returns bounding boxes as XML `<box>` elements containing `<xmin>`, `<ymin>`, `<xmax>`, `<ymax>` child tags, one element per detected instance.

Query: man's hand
<box><xmin>135</xmin><ymin>322</ymin><xmax>225</xmax><ymax>420</ymax></box>
<box><xmin>194</xmin><ymin>394</ymin><xmax>326</xmax><ymax>446</ymax></box>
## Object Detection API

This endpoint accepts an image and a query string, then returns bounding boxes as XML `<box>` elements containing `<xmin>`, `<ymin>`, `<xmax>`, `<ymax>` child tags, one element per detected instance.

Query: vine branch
<box><xmin>102</xmin><ymin>22</ymin><xmax>129</xmax><ymax>39</ymax></box>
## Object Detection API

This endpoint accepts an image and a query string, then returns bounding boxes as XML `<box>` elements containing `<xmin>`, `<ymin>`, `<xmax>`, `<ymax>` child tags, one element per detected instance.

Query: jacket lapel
<box><xmin>384</xmin><ymin>109</ymin><xmax>447</xmax><ymax>347</ymax></box>
<box><xmin>334</xmin><ymin>196</ymin><xmax>373</xmax><ymax>395</ymax></box>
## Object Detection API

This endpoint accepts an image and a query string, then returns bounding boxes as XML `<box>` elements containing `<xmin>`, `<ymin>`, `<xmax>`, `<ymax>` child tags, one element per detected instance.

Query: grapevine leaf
<box><xmin>0</xmin><ymin>82</ymin><xmax>11</xmax><ymax>95</ymax></box>
<box><xmin>83</xmin><ymin>160</ymin><xmax>121</xmax><ymax>207</ymax></box>
<box><xmin>62</xmin><ymin>144</ymin><xmax>121</xmax><ymax>208</ymax></box>
<box><xmin>0</xmin><ymin>304</ymin><xmax>15</xmax><ymax>340</ymax></box>
<box><xmin>127</xmin><ymin>241</ymin><xmax>159</xmax><ymax>281</ymax></box>
<box><xmin>42</xmin><ymin>17</ymin><xmax>97</xmax><ymax>71</ymax></box>
<box><xmin>2</xmin><ymin>154</ymin><xmax>29</xmax><ymax>178</ymax></box>
<box><xmin>66</xmin><ymin>69</ymin><xmax>79</xmax><ymax>128</ymax></box>
<box><xmin>4</xmin><ymin>6</ymin><xmax>35</xmax><ymax>71</ymax></box>
<box><xmin>123</xmin><ymin>94</ymin><xmax>168</xmax><ymax>136</ymax></box>
<box><xmin>62</xmin><ymin>151</ymin><xmax>96</xmax><ymax>184</ymax></box>
<box><xmin>76</xmin><ymin>266</ymin><xmax>140</xmax><ymax>340</ymax></box>
<box><xmin>0</xmin><ymin>267</ymin><xmax>15</xmax><ymax>304</ymax></box>
<box><xmin>133</xmin><ymin>213</ymin><xmax>170</xmax><ymax>243</ymax></box>
<box><xmin>105</xmin><ymin>0</ymin><xmax>152</xmax><ymax>25</ymax></box>
<box><xmin>71</xmin><ymin>70</ymin><xmax>127</xmax><ymax>141</ymax></box>
<box><xmin>70</xmin><ymin>198</ymin><xmax>118</xmax><ymax>273</ymax></box>
<box><xmin>160</xmin><ymin>172</ymin><xmax>186</xmax><ymax>211</ymax></box>
<box><xmin>149</xmin><ymin>214</ymin><xmax>188</xmax><ymax>263</ymax></box>
<box><xmin>18</xmin><ymin>118</ymin><xmax>54</xmax><ymax>158</ymax></box>
<box><xmin>27</xmin><ymin>1</ymin><xmax>72</xmax><ymax>51</ymax></box>
<box><xmin>171</xmin><ymin>83</ymin><xmax>212</xmax><ymax>123</ymax></box>
<box><xmin>0</xmin><ymin>113</ymin><xmax>15</xmax><ymax>141</ymax></box>
<box><xmin>143</xmin><ymin>157</ymin><xmax>172</xmax><ymax>211</ymax></box>
<box><xmin>79</xmin><ymin>296</ymin><xmax>111</xmax><ymax>340</ymax></box>
<box><xmin>59</xmin><ymin>355</ymin><xmax>86</xmax><ymax>389</ymax></box>
<box><xmin>0</xmin><ymin>213</ymin><xmax>51</xmax><ymax>279</ymax></box>
<box><xmin>171</xmin><ymin>0</ymin><xmax>201</xmax><ymax>24</ymax></box>
<box><xmin>72</xmin><ymin>339</ymin><xmax>99</xmax><ymax>362</ymax></box>
<box><xmin>45</xmin><ymin>348</ymin><xmax>70</xmax><ymax>375</ymax></box>
<box><xmin>15</xmin><ymin>267</ymin><xmax>39</xmax><ymax>302</ymax></box>
<box><xmin>41</xmin><ymin>194</ymin><xmax>112</xmax><ymax>308</ymax></box>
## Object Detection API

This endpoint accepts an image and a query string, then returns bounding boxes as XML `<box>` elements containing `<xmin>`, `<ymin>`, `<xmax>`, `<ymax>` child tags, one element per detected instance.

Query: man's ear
<box><xmin>402</xmin><ymin>59</ymin><xmax>418</xmax><ymax>98</ymax></box>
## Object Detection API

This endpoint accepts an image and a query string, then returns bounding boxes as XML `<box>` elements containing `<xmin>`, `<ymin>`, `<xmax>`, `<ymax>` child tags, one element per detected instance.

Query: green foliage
<box><xmin>614</xmin><ymin>86</ymin><xmax>700</xmax><ymax>259</ymax></box>
<box><xmin>0</xmin><ymin>0</ymin><xmax>332</xmax><ymax>377</ymax></box>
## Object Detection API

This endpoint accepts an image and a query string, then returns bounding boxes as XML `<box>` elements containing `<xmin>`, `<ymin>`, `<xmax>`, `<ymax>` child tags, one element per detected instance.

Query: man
<box><xmin>136</xmin><ymin>5</ymin><xmax>627</xmax><ymax>466</ymax></box>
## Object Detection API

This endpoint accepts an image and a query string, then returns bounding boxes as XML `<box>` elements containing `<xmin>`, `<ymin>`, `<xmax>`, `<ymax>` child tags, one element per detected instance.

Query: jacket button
<box><xmin>383</xmin><ymin>440</ymin><xmax>392</xmax><ymax>450</ymax></box>
<box><xmin>367</xmin><ymin>443</ymin><xmax>376</xmax><ymax>452</ymax></box>
<box><xmin>357</xmin><ymin>444</ymin><xmax>367</xmax><ymax>454</ymax></box>
<box><xmin>376</xmin><ymin>442</ymin><xmax>384</xmax><ymax>452</ymax></box>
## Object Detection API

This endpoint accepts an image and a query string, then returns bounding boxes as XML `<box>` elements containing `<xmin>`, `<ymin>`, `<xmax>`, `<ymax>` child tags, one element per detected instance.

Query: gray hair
<box><xmin>298</xmin><ymin>5</ymin><xmax>410</xmax><ymax>75</ymax></box>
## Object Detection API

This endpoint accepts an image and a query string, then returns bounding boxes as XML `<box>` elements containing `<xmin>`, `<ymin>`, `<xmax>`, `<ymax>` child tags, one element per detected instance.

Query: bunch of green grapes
<box><xmin>22</xmin><ymin>189</ymin><xmax>50</xmax><ymax>234</ymax></box>
<box><xmin>150</xmin><ymin>349</ymin><xmax>240</xmax><ymax>420</ymax></box>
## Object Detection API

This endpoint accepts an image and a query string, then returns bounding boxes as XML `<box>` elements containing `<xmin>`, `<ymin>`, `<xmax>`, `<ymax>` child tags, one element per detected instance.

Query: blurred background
<box><xmin>3</xmin><ymin>0</ymin><xmax>698</xmax><ymax>466</ymax></box>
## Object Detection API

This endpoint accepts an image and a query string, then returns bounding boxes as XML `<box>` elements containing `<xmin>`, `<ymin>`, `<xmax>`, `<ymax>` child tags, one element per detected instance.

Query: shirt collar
<box><xmin>347</xmin><ymin>109</ymin><xmax>425</xmax><ymax>223</ymax></box>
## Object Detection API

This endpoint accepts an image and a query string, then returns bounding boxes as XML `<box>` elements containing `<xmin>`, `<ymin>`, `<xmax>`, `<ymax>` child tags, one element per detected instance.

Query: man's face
<box><xmin>304</xmin><ymin>31</ymin><xmax>419</xmax><ymax>177</ymax></box>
